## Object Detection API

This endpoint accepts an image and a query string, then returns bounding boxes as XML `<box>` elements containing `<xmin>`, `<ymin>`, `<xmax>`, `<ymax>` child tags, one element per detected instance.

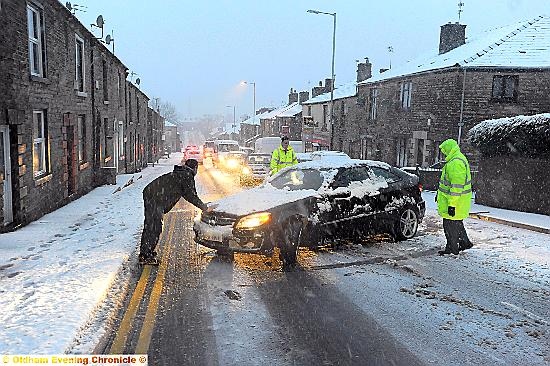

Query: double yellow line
<box><xmin>109</xmin><ymin>214</ymin><xmax>175</xmax><ymax>354</ymax></box>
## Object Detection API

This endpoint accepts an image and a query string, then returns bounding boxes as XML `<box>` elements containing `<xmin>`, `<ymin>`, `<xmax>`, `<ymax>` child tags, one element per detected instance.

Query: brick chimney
<box><xmin>357</xmin><ymin>57</ymin><xmax>372</xmax><ymax>82</ymax></box>
<box><xmin>439</xmin><ymin>22</ymin><xmax>466</xmax><ymax>54</ymax></box>
<box><xmin>298</xmin><ymin>91</ymin><xmax>310</xmax><ymax>104</ymax></box>
<box><xmin>312</xmin><ymin>81</ymin><xmax>325</xmax><ymax>98</ymax></box>
<box><xmin>288</xmin><ymin>88</ymin><xmax>299</xmax><ymax>104</ymax></box>
<box><xmin>325</xmin><ymin>78</ymin><xmax>334</xmax><ymax>93</ymax></box>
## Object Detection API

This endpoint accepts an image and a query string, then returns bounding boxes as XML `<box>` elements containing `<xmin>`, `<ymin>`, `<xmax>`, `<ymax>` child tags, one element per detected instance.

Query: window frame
<box><xmin>400</xmin><ymin>81</ymin><xmax>412</xmax><ymax>110</ymax></box>
<box><xmin>369</xmin><ymin>88</ymin><xmax>378</xmax><ymax>120</ymax></box>
<box><xmin>27</xmin><ymin>3</ymin><xmax>45</xmax><ymax>77</ymax></box>
<box><xmin>32</xmin><ymin>110</ymin><xmax>49</xmax><ymax>177</ymax></box>
<box><xmin>75</xmin><ymin>34</ymin><xmax>85</xmax><ymax>92</ymax></box>
<box><xmin>77</xmin><ymin>115</ymin><xmax>86</xmax><ymax>163</ymax></box>
<box><xmin>491</xmin><ymin>75</ymin><xmax>518</xmax><ymax>102</ymax></box>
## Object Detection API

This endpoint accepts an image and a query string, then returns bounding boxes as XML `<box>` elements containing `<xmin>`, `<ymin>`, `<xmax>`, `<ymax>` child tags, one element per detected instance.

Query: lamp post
<box><xmin>226</xmin><ymin>105</ymin><xmax>236</xmax><ymax>135</ymax></box>
<box><xmin>307</xmin><ymin>9</ymin><xmax>336</xmax><ymax>150</ymax></box>
<box><xmin>243</xmin><ymin>81</ymin><xmax>256</xmax><ymax>126</ymax></box>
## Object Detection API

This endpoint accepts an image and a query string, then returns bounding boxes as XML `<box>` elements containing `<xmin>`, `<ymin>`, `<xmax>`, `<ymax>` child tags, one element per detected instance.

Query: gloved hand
<box><xmin>448</xmin><ymin>206</ymin><xmax>455</xmax><ymax>217</ymax></box>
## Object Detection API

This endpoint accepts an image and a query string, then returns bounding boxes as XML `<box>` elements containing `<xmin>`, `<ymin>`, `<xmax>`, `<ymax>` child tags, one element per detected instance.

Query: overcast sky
<box><xmin>73</xmin><ymin>0</ymin><xmax>548</xmax><ymax>120</ymax></box>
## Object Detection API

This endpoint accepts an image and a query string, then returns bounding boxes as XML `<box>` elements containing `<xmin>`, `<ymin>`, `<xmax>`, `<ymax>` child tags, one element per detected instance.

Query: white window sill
<box><xmin>34</xmin><ymin>173</ymin><xmax>52</xmax><ymax>186</ymax></box>
<box><xmin>77</xmin><ymin>91</ymin><xmax>88</xmax><ymax>98</ymax></box>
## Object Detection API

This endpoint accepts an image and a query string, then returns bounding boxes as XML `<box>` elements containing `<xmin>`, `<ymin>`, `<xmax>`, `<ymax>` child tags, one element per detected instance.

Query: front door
<box><xmin>0</xmin><ymin>126</ymin><xmax>13</xmax><ymax>225</ymax></box>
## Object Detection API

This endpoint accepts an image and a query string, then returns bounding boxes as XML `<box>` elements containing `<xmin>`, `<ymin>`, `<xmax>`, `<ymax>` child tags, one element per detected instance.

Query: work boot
<box><xmin>438</xmin><ymin>249</ymin><xmax>452</xmax><ymax>256</ymax></box>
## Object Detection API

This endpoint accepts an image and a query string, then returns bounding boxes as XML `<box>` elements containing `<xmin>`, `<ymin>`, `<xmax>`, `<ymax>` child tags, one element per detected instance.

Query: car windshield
<box><xmin>269</xmin><ymin>168</ymin><xmax>324</xmax><ymax>191</ymax></box>
<box><xmin>218</xmin><ymin>144</ymin><xmax>239</xmax><ymax>152</ymax></box>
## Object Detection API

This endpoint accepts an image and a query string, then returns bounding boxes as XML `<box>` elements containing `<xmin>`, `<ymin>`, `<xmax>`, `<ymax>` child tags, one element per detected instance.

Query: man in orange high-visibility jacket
<box><xmin>270</xmin><ymin>136</ymin><xmax>298</xmax><ymax>175</ymax></box>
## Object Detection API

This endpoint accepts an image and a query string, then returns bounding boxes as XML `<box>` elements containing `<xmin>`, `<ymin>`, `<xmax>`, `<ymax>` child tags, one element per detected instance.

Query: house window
<box><xmin>492</xmin><ymin>75</ymin><xmax>518</xmax><ymax>101</ymax></box>
<box><xmin>77</xmin><ymin>115</ymin><xmax>86</xmax><ymax>163</ymax></box>
<box><xmin>102</xmin><ymin>60</ymin><xmax>109</xmax><ymax>101</ymax></box>
<box><xmin>32</xmin><ymin>110</ymin><xmax>49</xmax><ymax>177</ymax></box>
<box><xmin>118</xmin><ymin>72</ymin><xmax>122</xmax><ymax>106</ymax></box>
<box><xmin>27</xmin><ymin>4</ymin><xmax>45</xmax><ymax>77</ymax></box>
<box><xmin>369</xmin><ymin>88</ymin><xmax>378</xmax><ymax>120</ymax></box>
<box><xmin>75</xmin><ymin>35</ymin><xmax>85</xmax><ymax>92</ymax></box>
<box><xmin>396</xmin><ymin>137</ymin><xmax>408</xmax><ymax>167</ymax></box>
<box><xmin>307</xmin><ymin>105</ymin><xmax>312</xmax><ymax>116</ymax></box>
<box><xmin>400</xmin><ymin>81</ymin><xmax>412</xmax><ymax>110</ymax></box>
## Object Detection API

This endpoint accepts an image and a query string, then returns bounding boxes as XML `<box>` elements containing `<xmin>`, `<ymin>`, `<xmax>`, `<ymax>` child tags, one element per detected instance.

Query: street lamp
<box><xmin>242</xmin><ymin>81</ymin><xmax>256</xmax><ymax>126</ymax></box>
<box><xmin>226</xmin><ymin>105</ymin><xmax>236</xmax><ymax>134</ymax></box>
<box><xmin>307</xmin><ymin>9</ymin><xmax>336</xmax><ymax>150</ymax></box>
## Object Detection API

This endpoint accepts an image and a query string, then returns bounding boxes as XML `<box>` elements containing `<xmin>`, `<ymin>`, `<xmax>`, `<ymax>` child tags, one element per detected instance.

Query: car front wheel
<box><xmin>279</xmin><ymin>216</ymin><xmax>303</xmax><ymax>266</ymax></box>
<box><xmin>394</xmin><ymin>206</ymin><xmax>419</xmax><ymax>241</ymax></box>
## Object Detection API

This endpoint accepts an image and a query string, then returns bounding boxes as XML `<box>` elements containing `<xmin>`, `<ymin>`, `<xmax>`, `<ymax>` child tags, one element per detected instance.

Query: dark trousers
<box><xmin>443</xmin><ymin>219</ymin><xmax>472</xmax><ymax>254</ymax></box>
<box><xmin>139</xmin><ymin>199</ymin><xmax>164</xmax><ymax>256</ymax></box>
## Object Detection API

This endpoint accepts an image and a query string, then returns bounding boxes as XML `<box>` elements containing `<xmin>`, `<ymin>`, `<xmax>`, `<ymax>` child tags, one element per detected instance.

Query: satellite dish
<box><xmin>135</xmin><ymin>78</ymin><xmax>141</xmax><ymax>85</ymax></box>
<box><xmin>96</xmin><ymin>15</ymin><xmax>104</xmax><ymax>28</ymax></box>
<box><xmin>105</xmin><ymin>34</ymin><xmax>112</xmax><ymax>44</ymax></box>
<box><xmin>66</xmin><ymin>2</ymin><xmax>72</xmax><ymax>10</ymax></box>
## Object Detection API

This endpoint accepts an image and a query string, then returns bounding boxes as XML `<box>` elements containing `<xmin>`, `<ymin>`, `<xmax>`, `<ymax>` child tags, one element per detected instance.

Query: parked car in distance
<box><xmin>309</xmin><ymin>150</ymin><xmax>351</xmax><ymax>161</ymax></box>
<box><xmin>220</xmin><ymin>151</ymin><xmax>247</xmax><ymax>171</ymax></box>
<box><xmin>240</xmin><ymin>153</ymin><xmax>271</xmax><ymax>186</ymax></box>
<box><xmin>239</xmin><ymin>146</ymin><xmax>255</xmax><ymax>157</ymax></box>
<box><xmin>194</xmin><ymin>159</ymin><xmax>425</xmax><ymax>266</ymax></box>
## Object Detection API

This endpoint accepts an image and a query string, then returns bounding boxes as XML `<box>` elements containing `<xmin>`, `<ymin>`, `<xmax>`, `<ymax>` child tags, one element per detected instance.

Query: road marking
<box><xmin>109</xmin><ymin>265</ymin><xmax>152</xmax><ymax>354</ymax></box>
<box><xmin>135</xmin><ymin>214</ymin><xmax>176</xmax><ymax>353</ymax></box>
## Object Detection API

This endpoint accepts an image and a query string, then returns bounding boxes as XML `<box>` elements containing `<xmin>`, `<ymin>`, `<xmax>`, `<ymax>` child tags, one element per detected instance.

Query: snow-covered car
<box><xmin>309</xmin><ymin>150</ymin><xmax>351</xmax><ymax>161</ymax></box>
<box><xmin>194</xmin><ymin>159</ymin><xmax>425</xmax><ymax>266</ymax></box>
<box><xmin>240</xmin><ymin>153</ymin><xmax>271</xmax><ymax>186</ymax></box>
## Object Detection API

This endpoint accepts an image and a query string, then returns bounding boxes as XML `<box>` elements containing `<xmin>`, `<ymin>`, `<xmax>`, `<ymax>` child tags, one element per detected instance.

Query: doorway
<box><xmin>0</xmin><ymin>125</ymin><xmax>13</xmax><ymax>225</ymax></box>
<box><xmin>66</xmin><ymin>125</ymin><xmax>76</xmax><ymax>196</ymax></box>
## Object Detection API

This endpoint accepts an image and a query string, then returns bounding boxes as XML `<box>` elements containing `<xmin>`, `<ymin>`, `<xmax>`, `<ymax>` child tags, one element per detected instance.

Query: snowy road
<box><xmin>98</xmin><ymin>163</ymin><xmax>549</xmax><ymax>365</ymax></box>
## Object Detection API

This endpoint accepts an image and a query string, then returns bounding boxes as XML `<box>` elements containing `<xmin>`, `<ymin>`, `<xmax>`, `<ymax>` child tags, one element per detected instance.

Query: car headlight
<box><xmin>242</xmin><ymin>166</ymin><xmax>251</xmax><ymax>175</ymax></box>
<box><xmin>235</xmin><ymin>212</ymin><xmax>271</xmax><ymax>229</ymax></box>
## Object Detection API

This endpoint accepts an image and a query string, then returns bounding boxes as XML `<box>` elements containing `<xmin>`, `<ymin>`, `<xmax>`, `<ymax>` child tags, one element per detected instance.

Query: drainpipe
<box><xmin>458</xmin><ymin>68</ymin><xmax>467</xmax><ymax>145</ymax></box>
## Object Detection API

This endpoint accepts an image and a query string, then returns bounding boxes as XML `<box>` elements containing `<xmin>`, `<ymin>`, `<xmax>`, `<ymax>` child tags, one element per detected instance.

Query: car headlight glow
<box><xmin>226</xmin><ymin>159</ymin><xmax>238</xmax><ymax>168</ymax></box>
<box><xmin>235</xmin><ymin>212</ymin><xmax>271</xmax><ymax>229</ymax></box>
<box><xmin>242</xmin><ymin>166</ymin><xmax>251</xmax><ymax>175</ymax></box>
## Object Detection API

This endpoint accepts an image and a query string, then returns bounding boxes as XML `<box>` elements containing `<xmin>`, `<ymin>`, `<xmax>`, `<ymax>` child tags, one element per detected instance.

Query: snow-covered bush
<box><xmin>468</xmin><ymin>113</ymin><xmax>550</xmax><ymax>158</ymax></box>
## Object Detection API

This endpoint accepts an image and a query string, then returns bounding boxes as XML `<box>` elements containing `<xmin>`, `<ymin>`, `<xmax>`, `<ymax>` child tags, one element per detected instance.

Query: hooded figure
<box><xmin>139</xmin><ymin>159</ymin><xmax>207</xmax><ymax>265</ymax></box>
<box><xmin>436</xmin><ymin>139</ymin><xmax>473</xmax><ymax>255</ymax></box>
<box><xmin>270</xmin><ymin>136</ymin><xmax>298</xmax><ymax>175</ymax></box>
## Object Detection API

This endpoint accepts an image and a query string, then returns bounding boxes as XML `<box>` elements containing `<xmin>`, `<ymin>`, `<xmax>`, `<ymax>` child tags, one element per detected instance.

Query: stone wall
<box><xmin>475</xmin><ymin>156</ymin><xmax>550</xmax><ymax>215</ymax></box>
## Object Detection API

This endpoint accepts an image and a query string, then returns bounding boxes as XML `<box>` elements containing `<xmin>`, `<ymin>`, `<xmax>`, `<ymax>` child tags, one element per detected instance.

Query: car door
<box><xmin>368</xmin><ymin>166</ymin><xmax>404</xmax><ymax>223</ymax></box>
<box><xmin>322</xmin><ymin>166</ymin><xmax>374</xmax><ymax>238</ymax></box>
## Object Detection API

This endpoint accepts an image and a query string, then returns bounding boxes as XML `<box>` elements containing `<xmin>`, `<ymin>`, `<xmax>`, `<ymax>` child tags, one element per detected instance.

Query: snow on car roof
<box><xmin>291</xmin><ymin>158</ymin><xmax>392</xmax><ymax>171</ymax></box>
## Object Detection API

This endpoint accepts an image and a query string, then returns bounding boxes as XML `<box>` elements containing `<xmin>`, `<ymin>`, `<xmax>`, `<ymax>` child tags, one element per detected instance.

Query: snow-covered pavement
<box><xmin>0</xmin><ymin>153</ymin><xmax>548</xmax><ymax>357</ymax></box>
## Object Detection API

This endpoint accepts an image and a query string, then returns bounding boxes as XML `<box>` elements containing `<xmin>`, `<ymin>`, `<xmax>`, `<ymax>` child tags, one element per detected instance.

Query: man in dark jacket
<box><xmin>139</xmin><ymin>159</ymin><xmax>207</xmax><ymax>265</ymax></box>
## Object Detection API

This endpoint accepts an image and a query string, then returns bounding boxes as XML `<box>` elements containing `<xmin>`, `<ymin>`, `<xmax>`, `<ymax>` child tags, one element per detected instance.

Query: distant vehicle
<box><xmin>239</xmin><ymin>146</ymin><xmax>255</xmax><ymax>157</ymax></box>
<box><xmin>184</xmin><ymin>147</ymin><xmax>203</xmax><ymax>163</ymax></box>
<box><xmin>222</xmin><ymin>151</ymin><xmax>247</xmax><ymax>171</ymax></box>
<box><xmin>194</xmin><ymin>159</ymin><xmax>425</xmax><ymax>265</ymax></box>
<box><xmin>240</xmin><ymin>153</ymin><xmax>271</xmax><ymax>186</ymax></box>
<box><xmin>212</xmin><ymin>140</ymin><xmax>241</xmax><ymax>169</ymax></box>
<box><xmin>203</xmin><ymin>140</ymin><xmax>216</xmax><ymax>160</ymax></box>
<box><xmin>309</xmin><ymin>151</ymin><xmax>351</xmax><ymax>161</ymax></box>
<box><xmin>254</xmin><ymin>137</ymin><xmax>304</xmax><ymax>154</ymax></box>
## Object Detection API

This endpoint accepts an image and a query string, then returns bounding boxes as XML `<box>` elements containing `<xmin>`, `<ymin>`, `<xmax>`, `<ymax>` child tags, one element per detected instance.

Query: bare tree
<box><xmin>159</xmin><ymin>100</ymin><xmax>180</xmax><ymax>124</ymax></box>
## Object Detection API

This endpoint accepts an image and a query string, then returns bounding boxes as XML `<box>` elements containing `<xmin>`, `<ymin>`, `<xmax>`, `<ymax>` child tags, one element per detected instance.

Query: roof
<box><xmin>359</xmin><ymin>15</ymin><xmax>550</xmax><ymax>85</ymax></box>
<box><xmin>164</xmin><ymin>121</ymin><xmax>177</xmax><ymax>127</ymax></box>
<box><xmin>261</xmin><ymin>102</ymin><xmax>302</xmax><ymax>119</ymax></box>
<box><xmin>277</xmin><ymin>103</ymin><xmax>302</xmax><ymax>117</ymax></box>
<box><xmin>240</xmin><ymin>109</ymin><xmax>274</xmax><ymax>126</ymax></box>
<box><xmin>302</xmin><ymin>82</ymin><xmax>357</xmax><ymax>105</ymax></box>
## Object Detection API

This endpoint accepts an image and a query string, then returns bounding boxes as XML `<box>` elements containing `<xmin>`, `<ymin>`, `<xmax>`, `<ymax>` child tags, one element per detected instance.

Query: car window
<box><xmin>270</xmin><ymin>168</ymin><xmax>324</xmax><ymax>191</ymax></box>
<box><xmin>332</xmin><ymin>166</ymin><xmax>372</xmax><ymax>187</ymax></box>
<box><xmin>249</xmin><ymin>155</ymin><xmax>270</xmax><ymax>164</ymax></box>
<box><xmin>370</xmin><ymin>166</ymin><xmax>401</xmax><ymax>184</ymax></box>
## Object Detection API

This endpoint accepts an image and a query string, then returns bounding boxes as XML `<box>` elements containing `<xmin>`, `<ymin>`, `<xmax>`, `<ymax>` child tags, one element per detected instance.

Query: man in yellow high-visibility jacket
<box><xmin>270</xmin><ymin>136</ymin><xmax>298</xmax><ymax>175</ymax></box>
<box><xmin>436</xmin><ymin>139</ymin><xmax>473</xmax><ymax>255</ymax></box>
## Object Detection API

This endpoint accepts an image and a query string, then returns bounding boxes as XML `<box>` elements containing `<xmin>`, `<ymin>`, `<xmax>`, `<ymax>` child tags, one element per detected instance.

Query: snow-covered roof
<box><xmin>240</xmin><ymin>110</ymin><xmax>273</xmax><ymax>126</ymax></box>
<box><xmin>224</xmin><ymin>120</ymin><xmax>241</xmax><ymax>134</ymax></box>
<box><xmin>164</xmin><ymin>121</ymin><xmax>177</xmax><ymax>127</ymax></box>
<box><xmin>302</xmin><ymin>82</ymin><xmax>357</xmax><ymax>105</ymax></box>
<box><xmin>360</xmin><ymin>15</ymin><xmax>550</xmax><ymax>85</ymax></box>
<box><xmin>277</xmin><ymin>102</ymin><xmax>302</xmax><ymax>117</ymax></box>
<box><xmin>261</xmin><ymin>102</ymin><xmax>300</xmax><ymax>119</ymax></box>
